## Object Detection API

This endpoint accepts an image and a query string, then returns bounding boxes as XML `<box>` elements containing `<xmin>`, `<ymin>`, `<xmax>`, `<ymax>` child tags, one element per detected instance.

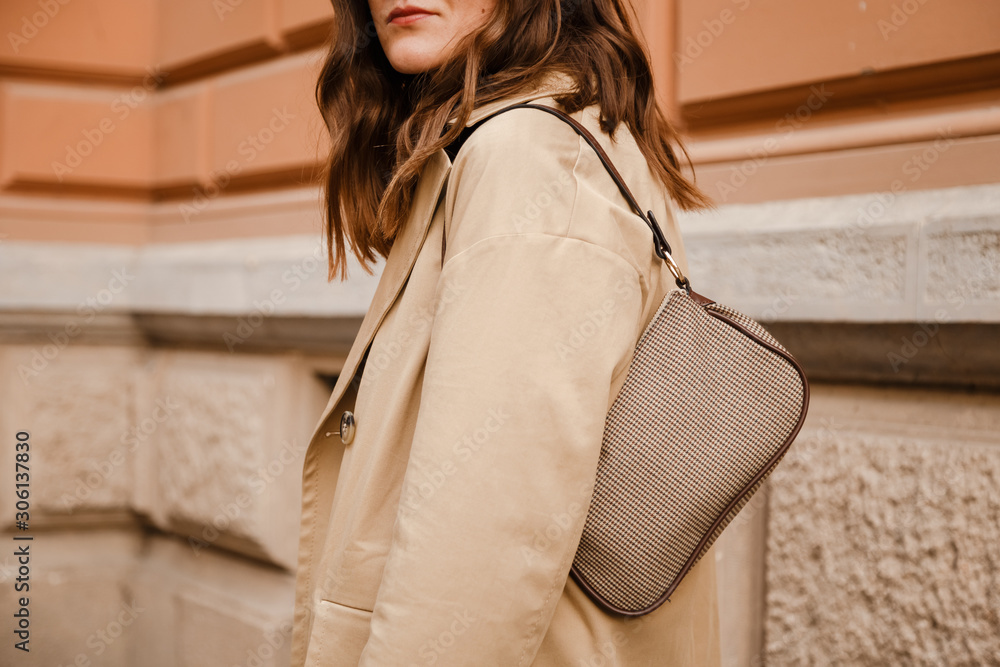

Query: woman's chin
<box><xmin>385</xmin><ymin>42</ymin><xmax>448</xmax><ymax>75</ymax></box>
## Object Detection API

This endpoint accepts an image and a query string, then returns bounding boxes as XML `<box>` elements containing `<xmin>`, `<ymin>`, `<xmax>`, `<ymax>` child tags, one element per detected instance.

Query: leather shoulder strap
<box><xmin>500</xmin><ymin>104</ymin><xmax>649</xmax><ymax>219</ymax></box>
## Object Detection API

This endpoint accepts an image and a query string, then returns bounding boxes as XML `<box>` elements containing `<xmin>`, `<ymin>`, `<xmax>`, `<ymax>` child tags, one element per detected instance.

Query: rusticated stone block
<box><xmin>176</xmin><ymin>594</ymin><xmax>293</xmax><ymax>667</ymax></box>
<box><xmin>131</xmin><ymin>535</ymin><xmax>296</xmax><ymax>667</ymax></box>
<box><xmin>158</xmin><ymin>0</ymin><xmax>275</xmax><ymax>72</ymax></box>
<box><xmin>279</xmin><ymin>0</ymin><xmax>333</xmax><ymax>36</ymax></box>
<box><xmin>714</xmin><ymin>490</ymin><xmax>768</xmax><ymax>667</ymax></box>
<box><xmin>156</xmin><ymin>86</ymin><xmax>206</xmax><ymax>185</ymax></box>
<box><xmin>210</xmin><ymin>50</ymin><xmax>327</xmax><ymax>178</ymax></box>
<box><xmin>0</xmin><ymin>344</ymin><xmax>141</xmax><ymax>522</ymax></box>
<box><xmin>136</xmin><ymin>350</ymin><xmax>328</xmax><ymax>570</ymax></box>
<box><xmin>764</xmin><ymin>386</ymin><xmax>1000</xmax><ymax>666</ymax></box>
<box><xmin>677</xmin><ymin>183</ymin><xmax>1000</xmax><ymax>324</ymax></box>
<box><xmin>924</xmin><ymin>222</ymin><xmax>1000</xmax><ymax>308</ymax></box>
<box><xmin>0</xmin><ymin>530</ymin><xmax>144</xmax><ymax>667</ymax></box>
<box><xmin>685</xmin><ymin>227</ymin><xmax>909</xmax><ymax>304</ymax></box>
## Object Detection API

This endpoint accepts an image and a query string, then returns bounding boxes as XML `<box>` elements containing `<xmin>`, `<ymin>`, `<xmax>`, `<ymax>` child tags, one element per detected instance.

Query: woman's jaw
<box><xmin>369</xmin><ymin>0</ymin><xmax>497</xmax><ymax>74</ymax></box>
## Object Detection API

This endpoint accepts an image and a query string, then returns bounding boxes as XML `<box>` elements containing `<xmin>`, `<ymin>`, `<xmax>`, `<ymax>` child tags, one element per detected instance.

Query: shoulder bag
<box><xmin>444</xmin><ymin>102</ymin><xmax>810</xmax><ymax>616</ymax></box>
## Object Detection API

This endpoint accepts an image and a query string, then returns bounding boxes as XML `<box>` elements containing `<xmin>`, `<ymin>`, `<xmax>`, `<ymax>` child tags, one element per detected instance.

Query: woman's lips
<box><xmin>387</xmin><ymin>7</ymin><xmax>433</xmax><ymax>25</ymax></box>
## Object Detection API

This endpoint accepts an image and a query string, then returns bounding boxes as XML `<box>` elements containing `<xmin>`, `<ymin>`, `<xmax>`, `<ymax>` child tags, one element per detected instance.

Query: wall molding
<box><xmin>678</xmin><ymin>182</ymin><xmax>1000</xmax><ymax>324</ymax></box>
<box><xmin>682</xmin><ymin>52</ymin><xmax>1000</xmax><ymax>130</ymax></box>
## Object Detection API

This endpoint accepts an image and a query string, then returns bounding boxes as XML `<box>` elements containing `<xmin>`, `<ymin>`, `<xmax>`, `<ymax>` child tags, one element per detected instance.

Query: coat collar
<box><xmin>310</xmin><ymin>71</ymin><xmax>580</xmax><ymax>433</ymax></box>
<box><xmin>460</xmin><ymin>70</ymin><xmax>578</xmax><ymax>127</ymax></box>
<box><xmin>311</xmin><ymin>150</ymin><xmax>451</xmax><ymax>434</ymax></box>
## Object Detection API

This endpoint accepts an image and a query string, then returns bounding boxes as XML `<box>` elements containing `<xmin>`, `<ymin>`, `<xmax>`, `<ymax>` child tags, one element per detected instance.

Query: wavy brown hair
<box><xmin>317</xmin><ymin>0</ymin><xmax>713</xmax><ymax>280</ymax></box>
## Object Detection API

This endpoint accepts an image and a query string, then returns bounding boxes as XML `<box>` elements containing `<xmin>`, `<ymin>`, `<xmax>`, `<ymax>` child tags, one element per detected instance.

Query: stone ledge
<box><xmin>0</xmin><ymin>309</ymin><xmax>362</xmax><ymax>354</ymax></box>
<box><xmin>768</xmin><ymin>321</ymin><xmax>1000</xmax><ymax>389</ymax></box>
<box><xmin>678</xmin><ymin>182</ymin><xmax>1000</xmax><ymax>323</ymax></box>
<box><xmin>134</xmin><ymin>312</ymin><xmax>363</xmax><ymax>354</ymax></box>
<box><xmin>0</xmin><ymin>232</ymin><xmax>380</xmax><ymax>318</ymax></box>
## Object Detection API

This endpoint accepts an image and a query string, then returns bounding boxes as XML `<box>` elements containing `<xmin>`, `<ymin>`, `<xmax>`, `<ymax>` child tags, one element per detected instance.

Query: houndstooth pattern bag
<box><xmin>571</xmin><ymin>292</ymin><xmax>808</xmax><ymax>614</ymax></box>
<box><xmin>451</xmin><ymin>103</ymin><xmax>810</xmax><ymax>616</ymax></box>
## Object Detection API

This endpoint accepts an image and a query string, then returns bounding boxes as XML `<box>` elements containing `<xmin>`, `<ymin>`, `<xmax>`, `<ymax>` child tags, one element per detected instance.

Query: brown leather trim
<box><xmin>570</xmin><ymin>299</ymin><xmax>811</xmax><ymax>617</ymax></box>
<box><xmin>687</xmin><ymin>289</ymin><xmax>715</xmax><ymax>306</ymax></box>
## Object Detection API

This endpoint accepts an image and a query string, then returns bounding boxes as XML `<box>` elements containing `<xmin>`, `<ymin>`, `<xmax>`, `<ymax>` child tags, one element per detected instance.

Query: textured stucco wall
<box><xmin>764</xmin><ymin>385</ymin><xmax>1000</xmax><ymax>666</ymax></box>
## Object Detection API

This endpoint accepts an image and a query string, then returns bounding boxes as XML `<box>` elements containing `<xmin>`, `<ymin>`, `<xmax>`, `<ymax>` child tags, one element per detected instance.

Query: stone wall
<box><xmin>688</xmin><ymin>183</ymin><xmax>1000</xmax><ymax>666</ymax></box>
<box><xmin>764</xmin><ymin>386</ymin><xmax>1000</xmax><ymax>666</ymax></box>
<box><xmin>2</xmin><ymin>0</ymin><xmax>997</xmax><ymax>664</ymax></box>
<box><xmin>1</xmin><ymin>186</ymin><xmax>998</xmax><ymax>665</ymax></box>
<box><xmin>0</xmin><ymin>288</ymin><xmax>340</xmax><ymax>665</ymax></box>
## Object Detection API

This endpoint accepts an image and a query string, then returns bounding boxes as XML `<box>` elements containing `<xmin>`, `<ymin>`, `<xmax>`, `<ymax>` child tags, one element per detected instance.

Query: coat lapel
<box><xmin>309</xmin><ymin>71</ymin><xmax>580</xmax><ymax>435</ymax></box>
<box><xmin>311</xmin><ymin>150</ymin><xmax>451</xmax><ymax>431</ymax></box>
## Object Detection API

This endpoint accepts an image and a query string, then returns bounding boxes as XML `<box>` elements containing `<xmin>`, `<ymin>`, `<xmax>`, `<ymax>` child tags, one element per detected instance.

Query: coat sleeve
<box><xmin>358</xmin><ymin>120</ymin><xmax>646</xmax><ymax>666</ymax></box>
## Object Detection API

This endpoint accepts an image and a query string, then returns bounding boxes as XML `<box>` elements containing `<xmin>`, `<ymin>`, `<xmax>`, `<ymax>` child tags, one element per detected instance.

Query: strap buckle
<box><xmin>646</xmin><ymin>210</ymin><xmax>690</xmax><ymax>292</ymax></box>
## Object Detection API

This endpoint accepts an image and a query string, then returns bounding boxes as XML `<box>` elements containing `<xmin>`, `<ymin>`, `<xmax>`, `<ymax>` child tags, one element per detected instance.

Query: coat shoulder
<box><xmin>444</xmin><ymin>99</ymin><xmax>671</xmax><ymax>282</ymax></box>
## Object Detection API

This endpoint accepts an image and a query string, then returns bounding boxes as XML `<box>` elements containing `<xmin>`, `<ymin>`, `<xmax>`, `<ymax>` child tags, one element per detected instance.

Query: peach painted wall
<box><xmin>0</xmin><ymin>0</ymin><xmax>998</xmax><ymax>245</ymax></box>
<box><xmin>676</xmin><ymin>0</ymin><xmax>1000</xmax><ymax>103</ymax></box>
<box><xmin>0</xmin><ymin>0</ymin><xmax>332</xmax><ymax>246</ymax></box>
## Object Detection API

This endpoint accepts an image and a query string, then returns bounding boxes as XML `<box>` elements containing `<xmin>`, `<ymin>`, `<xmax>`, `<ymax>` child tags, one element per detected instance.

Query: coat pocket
<box><xmin>303</xmin><ymin>599</ymin><xmax>373</xmax><ymax>667</ymax></box>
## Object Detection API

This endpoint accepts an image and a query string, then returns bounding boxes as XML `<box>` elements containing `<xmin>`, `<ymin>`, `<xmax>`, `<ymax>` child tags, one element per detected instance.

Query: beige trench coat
<box><xmin>291</xmin><ymin>71</ymin><xmax>720</xmax><ymax>667</ymax></box>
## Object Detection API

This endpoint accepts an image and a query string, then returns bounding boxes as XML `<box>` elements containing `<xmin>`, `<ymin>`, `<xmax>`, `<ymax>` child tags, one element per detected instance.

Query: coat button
<box><xmin>337</xmin><ymin>411</ymin><xmax>356</xmax><ymax>445</ymax></box>
<box><xmin>324</xmin><ymin>411</ymin><xmax>356</xmax><ymax>444</ymax></box>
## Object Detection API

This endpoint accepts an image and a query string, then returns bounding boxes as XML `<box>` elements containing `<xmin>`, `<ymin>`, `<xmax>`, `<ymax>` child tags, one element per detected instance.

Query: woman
<box><xmin>291</xmin><ymin>1</ymin><xmax>720</xmax><ymax>665</ymax></box>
